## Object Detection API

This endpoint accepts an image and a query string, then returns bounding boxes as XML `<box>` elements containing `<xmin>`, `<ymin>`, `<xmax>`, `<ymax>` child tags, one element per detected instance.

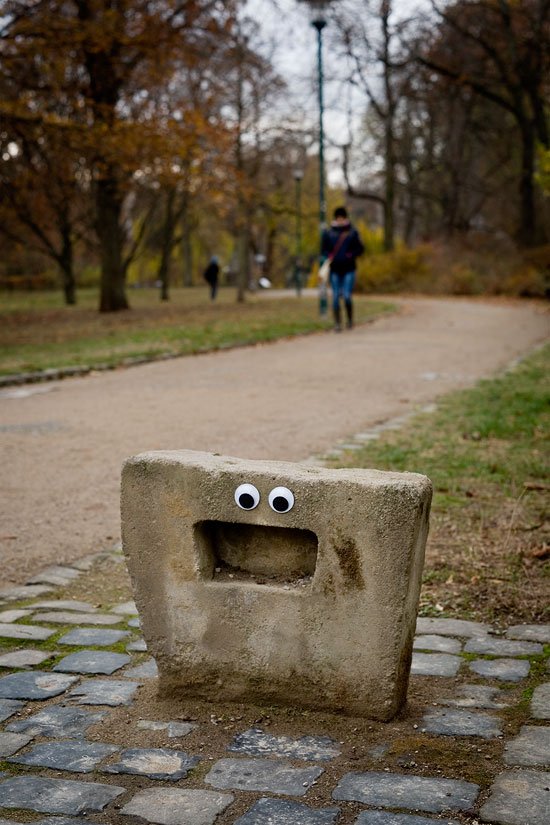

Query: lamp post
<box><xmin>298</xmin><ymin>0</ymin><xmax>338</xmax><ymax>315</ymax></box>
<box><xmin>293</xmin><ymin>169</ymin><xmax>304</xmax><ymax>296</ymax></box>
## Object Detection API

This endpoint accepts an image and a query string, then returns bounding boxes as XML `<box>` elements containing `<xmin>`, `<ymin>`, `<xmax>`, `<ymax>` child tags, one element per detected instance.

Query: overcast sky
<box><xmin>242</xmin><ymin>1</ymin><xmax>430</xmax><ymax>181</ymax></box>
<box><xmin>243</xmin><ymin>0</ymin><xmax>357</xmax><ymax>178</ymax></box>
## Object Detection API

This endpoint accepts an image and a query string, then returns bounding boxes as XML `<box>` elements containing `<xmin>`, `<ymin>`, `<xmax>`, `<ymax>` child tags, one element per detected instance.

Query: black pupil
<box><xmin>239</xmin><ymin>492</ymin><xmax>255</xmax><ymax>509</ymax></box>
<box><xmin>272</xmin><ymin>495</ymin><xmax>289</xmax><ymax>512</ymax></box>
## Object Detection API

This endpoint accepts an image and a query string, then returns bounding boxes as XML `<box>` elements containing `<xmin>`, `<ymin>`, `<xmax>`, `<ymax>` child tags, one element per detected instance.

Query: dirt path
<box><xmin>0</xmin><ymin>296</ymin><xmax>548</xmax><ymax>587</ymax></box>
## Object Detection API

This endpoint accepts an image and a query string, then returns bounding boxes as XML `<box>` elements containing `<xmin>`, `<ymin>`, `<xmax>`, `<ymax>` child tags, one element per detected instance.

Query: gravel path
<box><xmin>0</xmin><ymin>296</ymin><xmax>548</xmax><ymax>586</ymax></box>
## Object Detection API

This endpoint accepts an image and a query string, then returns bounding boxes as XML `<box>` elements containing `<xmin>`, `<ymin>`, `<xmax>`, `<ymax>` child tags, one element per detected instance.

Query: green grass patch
<box><xmin>333</xmin><ymin>344</ymin><xmax>549</xmax><ymax>507</ymax></box>
<box><xmin>0</xmin><ymin>287</ymin><xmax>394</xmax><ymax>375</ymax></box>
<box><xmin>334</xmin><ymin>343</ymin><xmax>550</xmax><ymax>623</ymax></box>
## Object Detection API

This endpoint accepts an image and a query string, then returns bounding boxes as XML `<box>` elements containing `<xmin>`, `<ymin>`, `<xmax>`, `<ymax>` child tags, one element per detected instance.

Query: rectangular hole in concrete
<box><xmin>194</xmin><ymin>520</ymin><xmax>318</xmax><ymax>588</ymax></box>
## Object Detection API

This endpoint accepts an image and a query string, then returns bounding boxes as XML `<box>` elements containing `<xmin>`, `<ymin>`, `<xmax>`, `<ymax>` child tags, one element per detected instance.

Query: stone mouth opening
<box><xmin>194</xmin><ymin>520</ymin><xmax>318</xmax><ymax>588</ymax></box>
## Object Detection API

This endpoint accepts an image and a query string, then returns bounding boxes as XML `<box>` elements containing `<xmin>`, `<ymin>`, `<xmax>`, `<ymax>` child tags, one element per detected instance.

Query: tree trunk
<box><xmin>181</xmin><ymin>214</ymin><xmax>194</xmax><ymax>287</ymax></box>
<box><xmin>236</xmin><ymin>227</ymin><xmax>250</xmax><ymax>303</ymax></box>
<box><xmin>384</xmin><ymin>127</ymin><xmax>395</xmax><ymax>252</ymax></box>
<box><xmin>96</xmin><ymin>175</ymin><xmax>129</xmax><ymax>312</ymax></box>
<box><xmin>158</xmin><ymin>253</ymin><xmax>170</xmax><ymax>301</ymax></box>
<box><xmin>518</xmin><ymin>122</ymin><xmax>538</xmax><ymax>247</ymax></box>
<box><xmin>403</xmin><ymin>185</ymin><xmax>416</xmax><ymax>246</ymax></box>
<box><xmin>265</xmin><ymin>226</ymin><xmax>276</xmax><ymax>281</ymax></box>
<box><xmin>59</xmin><ymin>230</ymin><xmax>76</xmax><ymax>306</ymax></box>
<box><xmin>158</xmin><ymin>189</ymin><xmax>176</xmax><ymax>301</ymax></box>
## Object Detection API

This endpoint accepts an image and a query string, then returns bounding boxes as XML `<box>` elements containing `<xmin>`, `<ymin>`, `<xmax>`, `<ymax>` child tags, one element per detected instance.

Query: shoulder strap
<box><xmin>329</xmin><ymin>231</ymin><xmax>349</xmax><ymax>260</ymax></box>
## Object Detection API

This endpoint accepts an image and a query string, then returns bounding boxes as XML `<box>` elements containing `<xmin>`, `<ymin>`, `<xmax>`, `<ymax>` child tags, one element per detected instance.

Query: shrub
<box><xmin>355</xmin><ymin>245</ymin><xmax>431</xmax><ymax>293</ymax></box>
<box><xmin>356</xmin><ymin>237</ymin><xmax>549</xmax><ymax>297</ymax></box>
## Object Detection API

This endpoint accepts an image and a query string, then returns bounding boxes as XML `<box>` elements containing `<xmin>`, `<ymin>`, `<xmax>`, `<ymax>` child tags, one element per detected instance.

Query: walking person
<box><xmin>321</xmin><ymin>206</ymin><xmax>364</xmax><ymax>331</ymax></box>
<box><xmin>202</xmin><ymin>256</ymin><xmax>220</xmax><ymax>301</ymax></box>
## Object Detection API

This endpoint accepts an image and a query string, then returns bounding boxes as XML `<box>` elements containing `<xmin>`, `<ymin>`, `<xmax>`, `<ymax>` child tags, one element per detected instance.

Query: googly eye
<box><xmin>234</xmin><ymin>483</ymin><xmax>260</xmax><ymax>511</ymax></box>
<box><xmin>268</xmin><ymin>486</ymin><xmax>294</xmax><ymax>513</ymax></box>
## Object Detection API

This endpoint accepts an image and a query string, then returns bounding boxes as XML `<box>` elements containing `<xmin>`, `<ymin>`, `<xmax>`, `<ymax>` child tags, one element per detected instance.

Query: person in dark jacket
<box><xmin>321</xmin><ymin>206</ymin><xmax>364</xmax><ymax>330</ymax></box>
<box><xmin>203</xmin><ymin>256</ymin><xmax>220</xmax><ymax>300</ymax></box>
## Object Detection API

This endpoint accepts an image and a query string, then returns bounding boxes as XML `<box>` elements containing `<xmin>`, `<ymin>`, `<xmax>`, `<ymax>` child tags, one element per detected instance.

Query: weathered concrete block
<box><xmin>121</xmin><ymin>450</ymin><xmax>432</xmax><ymax>719</ymax></box>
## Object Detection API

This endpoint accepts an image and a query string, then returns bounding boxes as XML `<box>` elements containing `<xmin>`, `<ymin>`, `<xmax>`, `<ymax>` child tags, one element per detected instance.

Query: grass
<box><xmin>0</xmin><ymin>287</ymin><xmax>394</xmax><ymax>375</ymax></box>
<box><xmin>332</xmin><ymin>343</ymin><xmax>550</xmax><ymax>624</ymax></box>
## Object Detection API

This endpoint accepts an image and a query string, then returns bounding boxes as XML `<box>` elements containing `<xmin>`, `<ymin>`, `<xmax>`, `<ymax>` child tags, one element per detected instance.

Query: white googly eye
<box><xmin>234</xmin><ymin>483</ymin><xmax>260</xmax><ymax>510</ymax></box>
<box><xmin>268</xmin><ymin>486</ymin><xmax>294</xmax><ymax>513</ymax></box>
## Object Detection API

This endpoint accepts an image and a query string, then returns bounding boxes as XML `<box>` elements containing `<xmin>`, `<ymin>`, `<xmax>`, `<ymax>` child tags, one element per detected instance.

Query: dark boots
<box><xmin>334</xmin><ymin>302</ymin><xmax>352</xmax><ymax>331</ymax></box>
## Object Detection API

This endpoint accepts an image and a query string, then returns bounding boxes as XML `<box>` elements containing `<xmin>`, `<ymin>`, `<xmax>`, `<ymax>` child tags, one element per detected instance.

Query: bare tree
<box><xmin>0</xmin><ymin>119</ymin><xmax>90</xmax><ymax>305</ymax></box>
<box><xmin>418</xmin><ymin>0</ymin><xmax>550</xmax><ymax>246</ymax></box>
<box><xmin>338</xmin><ymin>0</ymin><xmax>412</xmax><ymax>251</ymax></box>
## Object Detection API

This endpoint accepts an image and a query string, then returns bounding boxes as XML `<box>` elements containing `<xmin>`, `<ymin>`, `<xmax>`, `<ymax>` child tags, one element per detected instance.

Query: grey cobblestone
<box><xmin>28</xmin><ymin>567</ymin><xmax>82</xmax><ymax>587</ymax></box>
<box><xmin>228</xmin><ymin>728</ymin><xmax>340</xmax><ymax>760</ymax></box>
<box><xmin>0</xmin><ymin>585</ymin><xmax>52</xmax><ymax>601</ymax></box>
<box><xmin>0</xmin><ymin>731</ymin><xmax>33</xmax><ymax>757</ymax></box>
<box><xmin>7</xmin><ymin>705</ymin><xmax>106</xmax><ymax>737</ymax></box>
<box><xmin>413</xmin><ymin>634</ymin><xmax>462</xmax><ymax>653</ymax></box>
<box><xmin>0</xmin><ymin>775</ymin><xmax>126</xmax><ymax>815</ymax></box>
<box><xmin>0</xmin><ymin>609</ymin><xmax>33</xmax><ymax>622</ymax></box>
<box><xmin>122</xmin><ymin>657</ymin><xmax>158</xmax><ymax>678</ymax></box>
<box><xmin>235</xmin><ymin>797</ymin><xmax>340</xmax><ymax>824</ymax></box>
<box><xmin>34</xmin><ymin>611</ymin><xmax>120</xmax><ymax>625</ymax></box>
<box><xmin>68</xmin><ymin>677</ymin><xmax>140</xmax><ymax>706</ymax></box>
<box><xmin>28</xmin><ymin>818</ymin><xmax>89</xmax><ymax>825</ymax></box>
<box><xmin>0</xmin><ymin>698</ymin><xmax>24</xmax><ymax>722</ymax></box>
<box><xmin>411</xmin><ymin>652</ymin><xmax>461</xmax><ymax>676</ymax></box>
<box><xmin>332</xmin><ymin>771</ymin><xmax>479</xmax><ymax>813</ymax></box>
<box><xmin>355</xmin><ymin>814</ymin><xmax>461</xmax><ymax>825</ymax></box>
<box><xmin>469</xmin><ymin>658</ymin><xmax>530</xmax><ymax>682</ymax></box>
<box><xmin>0</xmin><ymin>622</ymin><xmax>55</xmax><ymax>641</ymax></box>
<box><xmin>9</xmin><ymin>739</ymin><xmax>119</xmax><ymax>772</ymax></box>
<box><xmin>58</xmin><ymin>627</ymin><xmax>130</xmax><ymax>646</ymax></box>
<box><xmin>531</xmin><ymin>683</ymin><xmax>550</xmax><ymax>719</ymax></box>
<box><xmin>506</xmin><ymin>624</ymin><xmax>550</xmax><ymax>643</ymax></box>
<box><xmin>205</xmin><ymin>757</ymin><xmax>323</xmax><ymax>795</ymax></box>
<box><xmin>0</xmin><ymin>649</ymin><xmax>53</xmax><ymax>668</ymax></box>
<box><xmin>421</xmin><ymin>708</ymin><xmax>502</xmax><ymax>738</ymax></box>
<box><xmin>104</xmin><ymin>747</ymin><xmax>200</xmax><ymax>780</ymax></box>
<box><xmin>53</xmin><ymin>650</ymin><xmax>130</xmax><ymax>674</ymax></box>
<box><xmin>464</xmin><ymin>637</ymin><xmax>543</xmax><ymax>657</ymax></box>
<box><xmin>127</xmin><ymin>638</ymin><xmax>147</xmax><ymax>652</ymax></box>
<box><xmin>0</xmin><ymin>671</ymin><xmax>77</xmax><ymax>699</ymax></box>
<box><xmin>504</xmin><ymin>726</ymin><xmax>550</xmax><ymax>766</ymax></box>
<box><xmin>121</xmin><ymin>787</ymin><xmax>234</xmax><ymax>825</ymax></box>
<box><xmin>439</xmin><ymin>683</ymin><xmax>507</xmax><ymax>709</ymax></box>
<box><xmin>32</xmin><ymin>600</ymin><xmax>97</xmax><ymax>612</ymax></box>
<box><xmin>480</xmin><ymin>769</ymin><xmax>550</xmax><ymax>825</ymax></box>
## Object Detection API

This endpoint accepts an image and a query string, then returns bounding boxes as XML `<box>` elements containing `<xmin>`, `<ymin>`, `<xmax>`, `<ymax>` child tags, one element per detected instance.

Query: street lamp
<box><xmin>298</xmin><ymin>0</ymin><xmax>339</xmax><ymax>315</ymax></box>
<box><xmin>293</xmin><ymin>169</ymin><xmax>304</xmax><ymax>296</ymax></box>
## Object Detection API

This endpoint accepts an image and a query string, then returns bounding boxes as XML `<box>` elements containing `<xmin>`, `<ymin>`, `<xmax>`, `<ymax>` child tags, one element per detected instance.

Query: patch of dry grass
<box><xmin>0</xmin><ymin>287</ymin><xmax>394</xmax><ymax>374</ymax></box>
<box><xmin>333</xmin><ymin>344</ymin><xmax>550</xmax><ymax>624</ymax></box>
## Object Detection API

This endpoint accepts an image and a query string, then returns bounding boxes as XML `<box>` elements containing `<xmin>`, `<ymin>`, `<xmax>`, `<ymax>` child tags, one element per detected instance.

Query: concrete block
<box><xmin>122</xmin><ymin>450</ymin><xmax>432</xmax><ymax>719</ymax></box>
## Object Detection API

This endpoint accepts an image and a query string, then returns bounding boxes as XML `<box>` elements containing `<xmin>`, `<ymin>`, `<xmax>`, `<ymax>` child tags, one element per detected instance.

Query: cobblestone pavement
<box><xmin>0</xmin><ymin>550</ymin><xmax>548</xmax><ymax>825</ymax></box>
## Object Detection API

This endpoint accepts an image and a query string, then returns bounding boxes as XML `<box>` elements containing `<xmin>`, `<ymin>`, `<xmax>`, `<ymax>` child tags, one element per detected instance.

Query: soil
<box><xmin>1</xmin><ymin>295</ymin><xmax>548</xmax><ymax>588</ymax></box>
<box><xmin>10</xmin><ymin>552</ymin><xmax>543</xmax><ymax>825</ymax></box>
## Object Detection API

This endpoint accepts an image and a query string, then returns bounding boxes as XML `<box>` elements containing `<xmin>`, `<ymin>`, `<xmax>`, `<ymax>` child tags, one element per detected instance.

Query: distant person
<box><xmin>321</xmin><ymin>206</ymin><xmax>364</xmax><ymax>331</ymax></box>
<box><xmin>203</xmin><ymin>256</ymin><xmax>220</xmax><ymax>301</ymax></box>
